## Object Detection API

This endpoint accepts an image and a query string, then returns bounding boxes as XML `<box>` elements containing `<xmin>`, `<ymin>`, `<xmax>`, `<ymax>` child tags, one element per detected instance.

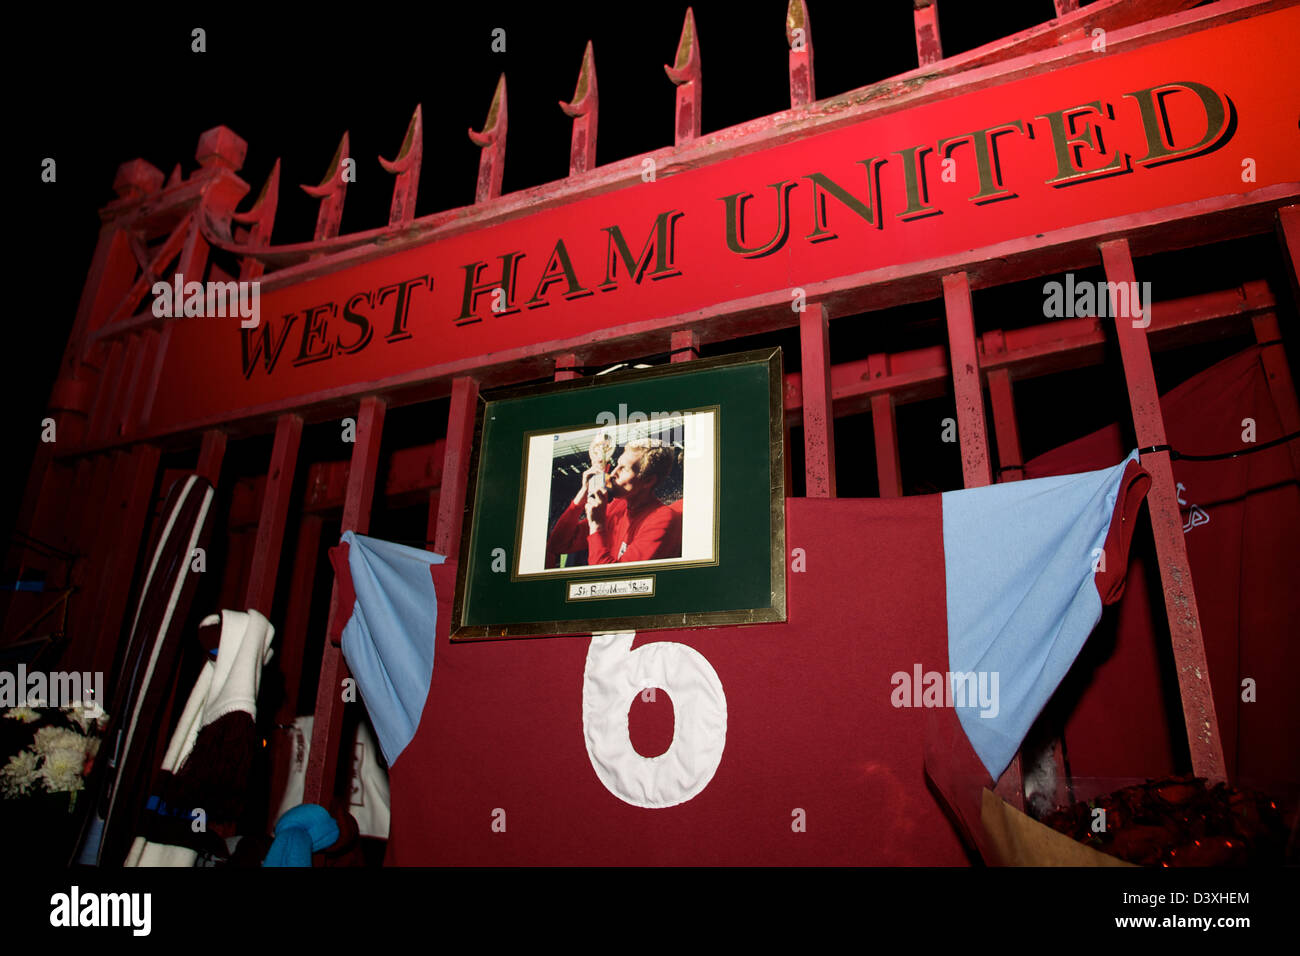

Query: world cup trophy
<box><xmin>588</xmin><ymin>432</ymin><xmax>615</xmax><ymax>501</ymax></box>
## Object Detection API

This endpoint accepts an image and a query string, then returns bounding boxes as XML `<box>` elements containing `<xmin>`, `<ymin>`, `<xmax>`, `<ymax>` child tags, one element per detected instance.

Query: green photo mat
<box><xmin>451</xmin><ymin>348</ymin><xmax>785</xmax><ymax>639</ymax></box>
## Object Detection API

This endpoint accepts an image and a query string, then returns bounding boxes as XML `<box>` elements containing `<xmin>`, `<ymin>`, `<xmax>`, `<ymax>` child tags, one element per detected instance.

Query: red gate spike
<box><xmin>787</xmin><ymin>0</ymin><xmax>815</xmax><ymax>108</ymax></box>
<box><xmin>110</xmin><ymin>159</ymin><xmax>164</xmax><ymax>205</ymax></box>
<box><xmin>559</xmin><ymin>41</ymin><xmax>598</xmax><ymax>177</ymax></box>
<box><xmin>232</xmin><ymin>158</ymin><xmax>281</xmax><ymax>281</ymax></box>
<box><xmin>913</xmin><ymin>0</ymin><xmax>943</xmax><ymax>66</ymax></box>
<box><xmin>664</xmin><ymin>7</ymin><xmax>701</xmax><ymax>147</ymax></box>
<box><xmin>1053</xmin><ymin>0</ymin><xmax>1080</xmax><ymax>15</ymax></box>
<box><xmin>300</xmin><ymin>131</ymin><xmax>350</xmax><ymax>243</ymax></box>
<box><xmin>468</xmin><ymin>74</ymin><xmax>507</xmax><ymax>203</ymax></box>
<box><xmin>165</xmin><ymin>163</ymin><xmax>183</xmax><ymax>189</ymax></box>
<box><xmin>379</xmin><ymin>104</ymin><xmax>423</xmax><ymax>227</ymax></box>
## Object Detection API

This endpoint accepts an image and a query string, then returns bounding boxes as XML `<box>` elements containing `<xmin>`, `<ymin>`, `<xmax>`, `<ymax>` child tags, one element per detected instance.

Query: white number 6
<box><xmin>582</xmin><ymin>632</ymin><xmax>728</xmax><ymax>808</ymax></box>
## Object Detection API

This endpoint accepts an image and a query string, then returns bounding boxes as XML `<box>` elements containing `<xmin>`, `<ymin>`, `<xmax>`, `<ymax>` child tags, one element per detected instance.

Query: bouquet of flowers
<box><xmin>1</xmin><ymin>701</ymin><xmax>109</xmax><ymax>813</ymax></box>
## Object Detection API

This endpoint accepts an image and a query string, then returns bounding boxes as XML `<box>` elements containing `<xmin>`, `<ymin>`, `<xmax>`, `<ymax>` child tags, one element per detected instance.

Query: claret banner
<box><xmin>150</xmin><ymin>5</ymin><xmax>1300</xmax><ymax>433</ymax></box>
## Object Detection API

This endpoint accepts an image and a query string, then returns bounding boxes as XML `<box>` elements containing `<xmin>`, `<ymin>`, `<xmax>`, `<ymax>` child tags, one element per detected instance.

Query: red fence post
<box><xmin>867</xmin><ymin>353</ymin><xmax>903</xmax><ymax>497</ymax></box>
<box><xmin>554</xmin><ymin>352</ymin><xmax>581</xmax><ymax>382</ymax></box>
<box><xmin>469</xmin><ymin>77</ymin><xmax>507</xmax><ymax>204</ymax></box>
<box><xmin>561</xmin><ymin>42</ymin><xmax>598</xmax><ymax>177</ymax></box>
<box><xmin>434</xmin><ymin>377</ymin><xmax>480</xmax><ymax>559</ymax></box>
<box><xmin>799</xmin><ymin>303</ymin><xmax>836</xmax><ymax>497</ymax></box>
<box><xmin>943</xmin><ymin>273</ymin><xmax>1022</xmax><ymax>805</ymax></box>
<box><xmin>942</xmin><ymin>272</ymin><xmax>993</xmax><ymax>488</ymax></box>
<box><xmin>787</xmin><ymin>0</ymin><xmax>815</xmax><ymax>108</ymax></box>
<box><xmin>89</xmin><ymin>444</ymin><xmax>161</xmax><ymax>678</ymax></box>
<box><xmin>665</xmin><ymin>8</ymin><xmax>702</xmax><ymax>148</ymax></box>
<box><xmin>277</xmin><ymin>515</ymin><xmax>324</xmax><ymax>726</ymax></box>
<box><xmin>1279</xmin><ymin>204</ymin><xmax>1300</xmax><ymax>319</ymax></box>
<box><xmin>1101</xmin><ymin>238</ymin><xmax>1226</xmax><ymax>782</ymax></box>
<box><xmin>670</xmin><ymin>329</ymin><xmax>699</xmax><ymax>363</ymax></box>
<box><xmin>196</xmin><ymin>430</ymin><xmax>228</xmax><ymax>487</ymax></box>
<box><xmin>913</xmin><ymin>0</ymin><xmax>943</xmax><ymax>66</ymax></box>
<box><xmin>1252</xmin><ymin>312</ymin><xmax>1300</xmax><ymax>479</ymax></box>
<box><xmin>243</xmin><ymin>414</ymin><xmax>303</xmax><ymax>615</ymax></box>
<box><xmin>304</xmin><ymin>397</ymin><xmax>386</xmax><ymax>807</ymax></box>
<box><xmin>985</xmin><ymin>331</ymin><xmax>1025</xmax><ymax>482</ymax></box>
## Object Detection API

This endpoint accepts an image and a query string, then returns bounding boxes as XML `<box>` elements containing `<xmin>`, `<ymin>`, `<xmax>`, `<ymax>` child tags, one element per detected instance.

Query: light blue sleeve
<box><xmin>338</xmin><ymin>531</ymin><xmax>445</xmax><ymax>766</ymax></box>
<box><xmin>941</xmin><ymin>450</ymin><xmax>1140</xmax><ymax>779</ymax></box>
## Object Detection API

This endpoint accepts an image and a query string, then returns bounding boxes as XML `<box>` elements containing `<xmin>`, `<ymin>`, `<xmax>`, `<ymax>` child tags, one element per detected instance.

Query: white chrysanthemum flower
<box><xmin>33</xmin><ymin>726</ymin><xmax>86</xmax><ymax>757</ymax></box>
<box><xmin>1</xmin><ymin>750</ymin><xmax>41</xmax><ymax>798</ymax></box>
<box><xmin>4</xmin><ymin>707</ymin><xmax>41</xmax><ymax>723</ymax></box>
<box><xmin>39</xmin><ymin>746</ymin><xmax>86</xmax><ymax>794</ymax></box>
<box><xmin>63</xmin><ymin>701</ymin><xmax>108</xmax><ymax>733</ymax></box>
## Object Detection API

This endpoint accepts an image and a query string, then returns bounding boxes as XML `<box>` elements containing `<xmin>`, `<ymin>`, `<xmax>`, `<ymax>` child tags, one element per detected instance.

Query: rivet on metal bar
<box><xmin>469</xmin><ymin>74</ymin><xmax>508</xmax><ymax>203</ymax></box>
<box><xmin>665</xmin><ymin>7</ymin><xmax>702</xmax><ymax>147</ymax></box>
<box><xmin>559</xmin><ymin>41</ymin><xmax>598</xmax><ymax>177</ymax></box>
<box><xmin>300</xmin><ymin>132</ymin><xmax>351</xmax><ymax>244</ymax></box>
<box><xmin>233</xmin><ymin>159</ymin><xmax>281</xmax><ymax>281</ymax></box>
<box><xmin>379</xmin><ymin>104</ymin><xmax>423</xmax><ymax>228</ymax></box>
<box><xmin>786</xmin><ymin>0</ymin><xmax>815</xmax><ymax>108</ymax></box>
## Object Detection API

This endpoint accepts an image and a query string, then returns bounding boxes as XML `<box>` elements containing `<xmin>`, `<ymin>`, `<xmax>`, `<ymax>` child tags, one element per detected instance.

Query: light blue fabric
<box><xmin>941</xmin><ymin>450</ymin><xmax>1139</xmax><ymax>780</ymax></box>
<box><xmin>338</xmin><ymin>532</ymin><xmax>444</xmax><ymax>766</ymax></box>
<box><xmin>263</xmin><ymin>803</ymin><xmax>339</xmax><ymax>867</ymax></box>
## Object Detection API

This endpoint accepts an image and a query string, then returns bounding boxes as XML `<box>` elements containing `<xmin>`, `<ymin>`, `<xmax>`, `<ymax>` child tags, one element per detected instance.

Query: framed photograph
<box><xmin>450</xmin><ymin>347</ymin><xmax>785</xmax><ymax>639</ymax></box>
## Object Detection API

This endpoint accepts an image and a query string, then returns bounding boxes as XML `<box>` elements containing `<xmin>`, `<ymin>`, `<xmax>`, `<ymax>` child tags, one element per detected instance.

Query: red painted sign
<box><xmin>150</xmin><ymin>6</ymin><xmax>1300</xmax><ymax>433</ymax></box>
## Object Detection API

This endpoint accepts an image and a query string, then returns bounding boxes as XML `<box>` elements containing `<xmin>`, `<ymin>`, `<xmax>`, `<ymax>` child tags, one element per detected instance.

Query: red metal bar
<box><xmin>560</xmin><ymin>42</ymin><xmax>598</xmax><ymax>176</ymax></box>
<box><xmin>300</xmin><ymin>133</ymin><xmax>351</xmax><ymax>243</ymax></box>
<box><xmin>985</xmin><ymin>332</ymin><xmax>1025</xmax><ymax>482</ymax></box>
<box><xmin>88</xmin><ymin>444</ymin><xmax>161</xmax><ymax>679</ymax></box>
<box><xmin>63</xmin><ymin>454</ymin><xmax>116</xmax><ymax>657</ymax></box>
<box><xmin>1252</xmin><ymin>312</ymin><xmax>1300</xmax><ymax>479</ymax></box>
<box><xmin>469</xmin><ymin>76</ymin><xmax>507</xmax><ymax>203</ymax></box>
<box><xmin>99</xmin><ymin>213</ymin><xmax>193</xmax><ymax>331</ymax></box>
<box><xmin>434</xmin><ymin>377</ymin><xmax>480</xmax><ymax>558</ymax></box>
<box><xmin>942</xmin><ymin>272</ymin><xmax>992</xmax><ymax>488</ymax></box>
<box><xmin>379</xmin><ymin>105</ymin><xmax>423</xmax><ymax>227</ymax></box>
<box><xmin>870</xmin><ymin>395</ymin><xmax>903</xmax><ymax>498</ymax></box>
<box><xmin>85</xmin><ymin>343</ymin><xmax>125</xmax><ymax>443</ymax></box>
<box><xmin>1280</xmin><ymin>204</ymin><xmax>1300</xmax><ymax>304</ymax></box>
<box><xmin>1101</xmin><ymin>238</ymin><xmax>1225</xmax><ymax>782</ymax></box>
<box><xmin>276</xmin><ymin>514</ymin><xmax>324</xmax><ymax>724</ymax></box>
<box><xmin>665</xmin><ymin>8</ymin><xmax>702</xmax><ymax>147</ymax></box>
<box><xmin>786</xmin><ymin>0</ymin><xmax>815</xmax><ymax>108</ymax></box>
<box><xmin>304</xmin><ymin>396</ymin><xmax>386</xmax><ymax>807</ymax></box>
<box><xmin>1054</xmin><ymin>0</ymin><xmax>1080</xmax><ymax>15</ymax></box>
<box><xmin>120</xmin><ymin>331</ymin><xmax>160</xmax><ymax>437</ymax></box>
<box><xmin>243</xmin><ymin>414</ymin><xmax>304</xmax><ymax>615</ymax></box>
<box><xmin>799</xmin><ymin>303</ymin><xmax>836</xmax><ymax>497</ymax></box>
<box><xmin>554</xmin><ymin>352</ymin><xmax>580</xmax><ymax>382</ymax></box>
<box><xmin>914</xmin><ymin>0</ymin><xmax>943</xmax><ymax>66</ymax></box>
<box><xmin>670</xmin><ymin>329</ymin><xmax>700</xmax><ymax>363</ymax></box>
<box><xmin>868</xmin><ymin>354</ymin><xmax>903</xmax><ymax>497</ymax></box>
<box><xmin>196</xmin><ymin>429</ymin><xmax>228</xmax><ymax>486</ymax></box>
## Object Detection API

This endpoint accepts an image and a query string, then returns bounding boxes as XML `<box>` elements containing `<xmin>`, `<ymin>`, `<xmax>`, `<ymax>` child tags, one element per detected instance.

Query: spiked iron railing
<box><xmin>78</xmin><ymin>0</ymin><xmax>1207</xmax><ymax>328</ymax></box>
